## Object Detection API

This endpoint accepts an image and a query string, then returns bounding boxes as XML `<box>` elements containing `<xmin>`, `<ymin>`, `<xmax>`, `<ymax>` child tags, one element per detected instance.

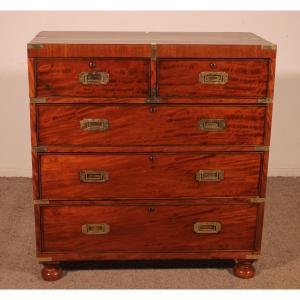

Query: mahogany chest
<box><xmin>27</xmin><ymin>31</ymin><xmax>276</xmax><ymax>281</ymax></box>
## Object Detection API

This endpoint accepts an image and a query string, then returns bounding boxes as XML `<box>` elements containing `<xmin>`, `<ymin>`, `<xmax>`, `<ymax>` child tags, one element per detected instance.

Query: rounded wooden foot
<box><xmin>41</xmin><ymin>264</ymin><xmax>63</xmax><ymax>281</ymax></box>
<box><xmin>233</xmin><ymin>260</ymin><xmax>255</xmax><ymax>279</ymax></box>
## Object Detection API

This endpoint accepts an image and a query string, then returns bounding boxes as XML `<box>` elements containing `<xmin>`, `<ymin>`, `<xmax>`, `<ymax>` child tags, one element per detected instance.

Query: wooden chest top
<box><xmin>28</xmin><ymin>31</ymin><xmax>276</xmax><ymax>58</ymax></box>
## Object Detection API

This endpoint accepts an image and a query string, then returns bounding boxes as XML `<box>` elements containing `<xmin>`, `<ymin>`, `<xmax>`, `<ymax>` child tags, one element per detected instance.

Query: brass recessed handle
<box><xmin>82</xmin><ymin>223</ymin><xmax>110</xmax><ymax>235</ymax></box>
<box><xmin>194</xmin><ymin>222</ymin><xmax>221</xmax><ymax>234</ymax></box>
<box><xmin>80</xmin><ymin>170</ymin><xmax>109</xmax><ymax>183</ymax></box>
<box><xmin>79</xmin><ymin>71</ymin><xmax>109</xmax><ymax>85</ymax></box>
<box><xmin>196</xmin><ymin>170</ymin><xmax>224</xmax><ymax>182</ymax></box>
<box><xmin>199</xmin><ymin>118</ymin><xmax>226</xmax><ymax>131</ymax></box>
<box><xmin>80</xmin><ymin>119</ymin><xmax>109</xmax><ymax>131</ymax></box>
<box><xmin>199</xmin><ymin>72</ymin><xmax>228</xmax><ymax>84</ymax></box>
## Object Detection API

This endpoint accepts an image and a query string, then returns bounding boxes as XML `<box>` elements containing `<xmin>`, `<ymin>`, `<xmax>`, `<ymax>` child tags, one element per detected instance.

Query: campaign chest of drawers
<box><xmin>27</xmin><ymin>31</ymin><xmax>276</xmax><ymax>281</ymax></box>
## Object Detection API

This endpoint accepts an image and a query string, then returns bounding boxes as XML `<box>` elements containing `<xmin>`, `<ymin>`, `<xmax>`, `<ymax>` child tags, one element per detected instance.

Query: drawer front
<box><xmin>40</xmin><ymin>204</ymin><xmax>258</xmax><ymax>252</ymax></box>
<box><xmin>40</xmin><ymin>153</ymin><xmax>262</xmax><ymax>200</ymax></box>
<box><xmin>158</xmin><ymin>59</ymin><xmax>269</xmax><ymax>98</ymax></box>
<box><xmin>36</xmin><ymin>59</ymin><xmax>150</xmax><ymax>97</ymax></box>
<box><xmin>38</xmin><ymin>104</ymin><xmax>266</xmax><ymax>146</ymax></box>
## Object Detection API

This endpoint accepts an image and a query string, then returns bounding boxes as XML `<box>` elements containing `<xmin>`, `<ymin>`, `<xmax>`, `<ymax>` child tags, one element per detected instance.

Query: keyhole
<box><xmin>148</xmin><ymin>207</ymin><xmax>155</xmax><ymax>212</ymax></box>
<box><xmin>149</xmin><ymin>155</ymin><xmax>156</xmax><ymax>162</ymax></box>
<box><xmin>150</xmin><ymin>107</ymin><xmax>157</xmax><ymax>113</ymax></box>
<box><xmin>210</xmin><ymin>63</ymin><xmax>216</xmax><ymax>69</ymax></box>
<box><xmin>89</xmin><ymin>61</ymin><xmax>96</xmax><ymax>68</ymax></box>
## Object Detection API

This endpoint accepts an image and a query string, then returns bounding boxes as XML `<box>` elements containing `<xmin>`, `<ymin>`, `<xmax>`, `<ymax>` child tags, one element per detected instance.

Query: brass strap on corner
<box><xmin>146</xmin><ymin>87</ymin><xmax>160</xmax><ymax>103</ymax></box>
<box><xmin>146</xmin><ymin>43</ymin><xmax>160</xmax><ymax>103</ymax></box>
<box><xmin>261</xmin><ymin>44</ymin><xmax>276</xmax><ymax>51</ymax></box>
<box><xmin>34</xmin><ymin>200</ymin><xmax>49</xmax><ymax>205</ymax></box>
<box><xmin>32</xmin><ymin>146</ymin><xmax>48</xmax><ymax>153</ymax></box>
<box><xmin>30</xmin><ymin>97</ymin><xmax>46</xmax><ymax>104</ymax></box>
<box><xmin>28</xmin><ymin>43</ymin><xmax>44</xmax><ymax>49</ymax></box>
<box><xmin>257</xmin><ymin>98</ymin><xmax>273</xmax><ymax>104</ymax></box>
<box><xmin>150</xmin><ymin>43</ymin><xmax>157</xmax><ymax>60</ymax></box>
<box><xmin>254</xmin><ymin>145</ymin><xmax>269</xmax><ymax>152</ymax></box>
<box><xmin>37</xmin><ymin>257</ymin><xmax>52</xmax><ymax>263</ymax></box>
<box><xmin>249</xmin><ymin>197</ymin><xmax>265</xmax><ymax>204</ymax></box>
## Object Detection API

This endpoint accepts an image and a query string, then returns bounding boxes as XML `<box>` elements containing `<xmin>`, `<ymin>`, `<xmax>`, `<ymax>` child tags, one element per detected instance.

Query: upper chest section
<box><xmin>28</xmin><ymin>31</ymin><xmax>276</xmax><ymax>103</ymax></box>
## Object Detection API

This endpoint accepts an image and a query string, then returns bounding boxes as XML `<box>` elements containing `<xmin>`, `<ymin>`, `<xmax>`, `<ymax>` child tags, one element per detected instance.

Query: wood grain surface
<box><xmin>37</xmin><ymin>104</ymin><xmax>266</xmax><ymax>146</ymax></box>
<box><xmin>40</xmin><ymin>203</ymin><xmax>258</xmax><ymax>252</ymax></box>
<box><xmin>36</xmin><ymin>59</ymin><xmax>150</xmax><ymax>97</ymax></box>
<box><xmin>158</xmin><ymin>59</ymin><xmax>269</xmax><ymax>97</ymax></box>
<box><xmin>39</xmin><ymin>153</ymin><xmax>262</xmax><ymax>199</ymax></box>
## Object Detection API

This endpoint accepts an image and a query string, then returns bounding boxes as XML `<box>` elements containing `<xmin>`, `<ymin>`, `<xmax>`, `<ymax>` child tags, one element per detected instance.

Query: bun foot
<box><xmin>41</xmin><ymin>264</ymin><xmax>63</xmax><ymax>281</ymax></box>
<box><xmin>233</xmin><ymin>260</ymin><xmax>255</xmax><ymax>279</ymax></box>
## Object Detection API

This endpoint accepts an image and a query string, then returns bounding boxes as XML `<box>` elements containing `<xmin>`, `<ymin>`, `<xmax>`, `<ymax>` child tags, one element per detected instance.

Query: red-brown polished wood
<box><xmin>39</xmin><ymin>152</ymin><xmax>262</xmax><ymax>200</ymax></box>
<box><xmin>35</xmin><ymin>59</ymin><xmax>150</xmax><ymax>97</ymax></box>
<box><xmin>158</xmin><ymin>59</ymin><xmax>268</xmax><ymax>98</ymax></box>
<box><xmin>37</xmin><ymin>104</ymin><xmax>266</xmax><ymax>146</ymax></box>
<box><xmin>28</xmin><ymin>32</ymin><xmax>276</xmax><ymax>280</ymax></box>
<box><xmin>41</xmin><ymin>264</ymin><xmax>63</xmax><ymax>281</ymax></box>
<box><xmin>40</xmin><ymin>203</ymin><xmax>258</xmax><ymax>253</ymax></box>
<box><xmin>233</xmin><ymin>260</ymin><xmax>256</xmax><ymax>279</ymax></box>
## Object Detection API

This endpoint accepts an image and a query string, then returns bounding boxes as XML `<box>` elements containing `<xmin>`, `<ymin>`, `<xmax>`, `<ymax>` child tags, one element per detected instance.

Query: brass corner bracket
<box><xmin>28</xmin><ymin>43</ymin><xmax>44</xmax><ymax>49</ymax></box>
<box><xmin>261</xmin><ymin>44</ymin><xmax>277</xmax><ymax>51</ymax></box>
<box><xmin>146</xmin><ymin>87</ymin><xmax>161</xmax><ymax>103</ymax></box>
<box><xmin>30</xmin><ymin>97</ymin><xmax>46</xmax><ymax>104</ymax></box>
<box><xmin>254</xmin><ymin>145</ymin><xmax>269</xmax><ymax>152</ymax></box>
<box><xmin>37</xmin><ymin>257</ymin><xmax>52</xmax><ymax>263</ymax></box>
<box><xmin>34</xmin><ymin>200</ymin><xmax>50</xmax><ymax>205</ymax></box>
<box><xmin>32</xmin><ymin>146</ymin><xmax>48</xmax><ymax>153</ymax></box>
<box><xmin>257</xmin><ymin>98</ymin><xmax>273</xmax><ymax>104</ymax></box>
<box><xmin>249</xmin><ymin>197</ymin><xmax>265</xmax><ymax>204</ymax></box>
<box><xmin>151</xmin><ymin>43</ymin><xmax>157</xmax><ymax>60</ymax></box>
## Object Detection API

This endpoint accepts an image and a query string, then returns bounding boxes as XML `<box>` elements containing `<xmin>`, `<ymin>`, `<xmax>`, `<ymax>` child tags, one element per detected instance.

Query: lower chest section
<box><xmin>39</xmin><ymin>203</ymin><xmax>259</xmax><ymax>253</ymax></box>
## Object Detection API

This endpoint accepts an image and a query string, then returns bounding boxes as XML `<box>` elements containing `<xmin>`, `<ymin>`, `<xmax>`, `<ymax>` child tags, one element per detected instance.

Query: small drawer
<box><xmin>158</xmin><ymin>59</ymin><xmax>269</xmax><ymax>98</ymax></box>
<box><xmin>37</xmin><ymin>104</ymin><xmax>266</xmax><ymax>146</ymax></box>
<box><xmin>40</xmin><ymin>203</ymin><xmax>258</xmax><ymax>253</ymax></box>
<box><xmin>39</xmin><ymin>152</ymin><xmax>262</xmax><ymax>200</ymax></box>
<box><xmin>35</xmin><ymin>59</ymin><xmax>150</xmax><ymax>97</ymax></box>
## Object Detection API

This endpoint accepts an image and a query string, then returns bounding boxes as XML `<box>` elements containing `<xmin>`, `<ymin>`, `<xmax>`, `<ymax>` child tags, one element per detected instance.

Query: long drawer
<box><xmin>158</xmin><ymin>59</ymin><xmax>269</xmax><ymax>98</ymax></box>
<box><xmin>40</xmin><ymin>203</ymin><xmax>258</xmax><ymax>252</ymax></box>
<box><xmin>35</xmin><ymin>59</ymin><xmax>150</xmax><ymax>97</ymax></box>
<box><xmin>37</xmin><ymin>104</ymin><xmax>266</xmax><ymax>146</ymax></box>
<box><xmin>39</xmin><ymin>153</ymin><xmax>262</xmax><ymax>200</ymax></box>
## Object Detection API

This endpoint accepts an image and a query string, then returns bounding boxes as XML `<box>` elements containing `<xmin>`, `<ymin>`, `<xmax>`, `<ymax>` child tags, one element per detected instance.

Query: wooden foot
<box><xmin>41</xmin><ymin>264</ymin><xmax>63</xmax><ymax>281</ymax></box>
<box><xmin>233</xmin><ymin>260</ymin><xmax>255</xmax><ymax>279</ymax></box>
